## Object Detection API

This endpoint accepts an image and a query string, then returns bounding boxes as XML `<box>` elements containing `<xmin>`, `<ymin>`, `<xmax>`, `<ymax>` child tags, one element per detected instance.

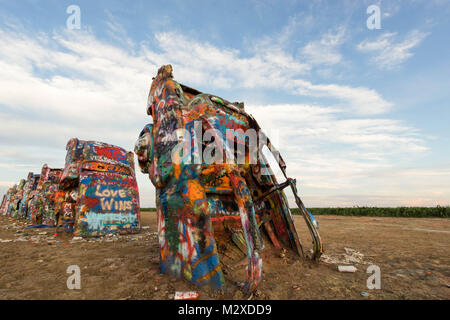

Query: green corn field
<box><xmin>292</xmin><ymin>206</ymin><xmax>449</xmax><ymax>218</ymax></box>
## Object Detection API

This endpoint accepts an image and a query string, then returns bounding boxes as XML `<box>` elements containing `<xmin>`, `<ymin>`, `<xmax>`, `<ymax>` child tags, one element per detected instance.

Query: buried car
<box><xmin>27</xmin><ymin>164</ymin><xmax>63</xmax><ymax>224</ymax></box>
<box><xmin>1</xmin><ymin>185</ymin><xmax>17</xmax><ymax>216</ymax></box>
<box><xmin>0</xmin><ymin>195</ymin><xmax>6</xmax><ymax>215</ymax></box>
<box><xmin>10</xmin><ymin>179</ymin><xmax>25</xmax><ymax>219</ymax></box>
<box><xmin>17</xmin><ymin>172</ymin><xmax>40</xmax><ymax>220</ymax></box>
<box><xmin>135</xmin><ymin>65</ymin><xmax>323</xmax><ymax>292</ymax></box>
<box><xmin>60</xmin><ymin>138</ymin><xmax>141</xmax><ymax>237</ymax></box>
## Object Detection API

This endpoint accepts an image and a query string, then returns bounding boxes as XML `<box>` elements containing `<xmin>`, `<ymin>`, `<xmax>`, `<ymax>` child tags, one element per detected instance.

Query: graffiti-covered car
<box><xmin>42</xmin><ymin>167</ymin><xmax>63</xmax><ymax>225</ymax></box>
<box><xmin>1</xmin><ymin>187</ymin><xmax>10</xmax><ymax>216</ymax></box>
<box><xmin>26</xmin><ymin>164</ymin><xmax>63</xmax><ymax>224</ymax></box>
<box><xmin>18</xmin><ymin>172</ymin><xmax>40</xmax><ymax>220</ymax></box>
<box><xmin>10</xmin><ymin>179</ymin><xmax>25</xmax><ymax>219</ymax></box>
<box><xmin>0</xmin><ymin>185</ymin><xmax>16</xmax><ymax>216</ymax></box>
<box><xmin>60</xmin><ymin>138</ymin><xmax>140</xmax><ymax>237</ymax></box>
<box><xmin>136</xmin><ymin>65</ymin><xmax>323</xmax><ymax>292</ymax></box>
<box><xmin>0</xmin><ymin>194</ymin><xmax>6</xmax><ymax>215</ymax></box>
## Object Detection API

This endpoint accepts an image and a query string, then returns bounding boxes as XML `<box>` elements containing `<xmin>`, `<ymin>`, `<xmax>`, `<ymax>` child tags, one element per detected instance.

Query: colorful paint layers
<box><xmin>136</xmin><ymin>65</ymin><xmax>323</xmax><ymax>292</ymax></box>
<box><xmin>61</xmin><ymin>138</ymin><xmax>141</xmax><ymax>237</ymax></box>
<box><xmin>1</xmin><ymin>140</ymin><xmax>140</xmax><ymax>239</ymax></box>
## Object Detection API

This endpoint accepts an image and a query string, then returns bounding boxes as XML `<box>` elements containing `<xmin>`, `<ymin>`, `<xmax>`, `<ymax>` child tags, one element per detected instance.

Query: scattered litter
<box><xmin>174</xmin><ymin>291</ymin><xmax>200</xmax><ymax>300</ymax></box>
<box><xmin>141</xmin><ymin>226</ymin><xmax>150</xmax><ymax>229</ymax></box>
<box><xmin>0</xmin><ymin>239</ymin><xmax>13</xmax><ymax>243</ymax></box>
<box><xmin>361</xmin><ymin>292</ymin><xmax>369</xmax><ymax>297</ymax></box>
<box><xmin>321</xmin><ymin>247</ymin><xmax>369</xmax><ymax>265</ymax></box>
<box><xmin>38</xmin><ymin>232</ymin><xmax>47</xmax><ymax>235</ymax></box>
<box><xmin>338</xmin><ymin>265</ymin><xmax>357</xmax><ymax>273</ymax></box>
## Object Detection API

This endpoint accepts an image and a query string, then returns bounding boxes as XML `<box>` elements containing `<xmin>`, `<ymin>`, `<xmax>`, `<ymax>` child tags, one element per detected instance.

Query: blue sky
<box><xmin>0</xmin><ymin>0</ymin><xmax>449</xmax><ymax>207</ymax></box>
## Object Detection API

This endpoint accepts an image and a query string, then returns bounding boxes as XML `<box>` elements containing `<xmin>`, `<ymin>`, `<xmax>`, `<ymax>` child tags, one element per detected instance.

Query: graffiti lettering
<box><xmin>99</xmin><ymin>198</ymin><xmax>133</xmax><ymax>211</ymax></box>
<box><xmin>84</xmin><ymin>212</ymin><xmax>138</xmax><ymax>231</ymax></box>
<box><xmin>94</xmin><ymin>185</ymin><xmax>127</xmax><ymax>198</ymax></box>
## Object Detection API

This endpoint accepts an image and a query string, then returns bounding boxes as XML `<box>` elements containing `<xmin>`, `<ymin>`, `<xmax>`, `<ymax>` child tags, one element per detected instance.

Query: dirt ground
<box><xmin>0</xmin><ymin>212</ymin><xmax>448</xmax><ymax>300</ymax></box>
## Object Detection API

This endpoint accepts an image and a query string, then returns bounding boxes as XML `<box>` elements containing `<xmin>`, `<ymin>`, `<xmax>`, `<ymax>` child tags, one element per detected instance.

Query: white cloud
<box><xmin>357</xmin><ymin>30</ymin><xmax>430</xmax><ymax>69</ymax></box>
<box><xmin>248</xmin><ymin>103</ymin><xmax>426</xmax><ymax>163</ymax></box>
<box><xmin>290</xmin><ymin>80</ymin><xmax>393</xmax><ymax>114</ymax></box>
<box><xmin>245</xmin><ymin>103</ymin><xmax>448</xmax><ymax>207</ymax></box>
<box><xmin>300</xmin><ymin>26</ymin><xmax>346</xmax><ymax>66</ymax></box>
<box><xmin>148</xmin><ymin>31</ymin><xmax>392</xmax><ymax>115</ymax></box>
<box><xmin>0</xmin><ymin>23</ymin><xmax>435</xmax><ymax>207</ymax></box>
<box><xmin>0</xmin><ymin>24</ymin><xmax>394</xmax><ymax>124</ymax></box>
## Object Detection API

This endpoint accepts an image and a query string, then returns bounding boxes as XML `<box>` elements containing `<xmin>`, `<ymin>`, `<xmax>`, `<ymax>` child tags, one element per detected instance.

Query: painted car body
<box><xmin>1</xmin><ymin>186</ymin><xmax>16</xmax><ymax>216</ymax></box>
<box><xmin>136</xmin><ymin>65</ymin><xmax>323</xmax><ymax>292</ymax></box>
<box><xmin>26</xmin><ymin>164</ymin><xmax>63</xmax><ymax>224</ymax></box>
<box><xmin>10</xmin><ymin>179</ymin><xmax>25</xmax><ymax>219</ymax></box>
<box><xmin>17</xmin><ymin>172</ymin><xmax>40</xmax><ymax>220</ymax></box>
<box><xmin>0</xmin><ymin>195</ymin><xmax>6</xmax><ymax>215</ymax></box>
<box><xmin>60</xmin><ymin>138</ymin><xmax>141</xmax><ymax>237</ymax></box>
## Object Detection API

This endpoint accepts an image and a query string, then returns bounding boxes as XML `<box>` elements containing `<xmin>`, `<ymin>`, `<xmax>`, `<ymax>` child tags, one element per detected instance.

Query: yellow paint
<box><xmin>192</xmin><ymin>248</ymin><xmax>217</xmax><ymax>270</ymax></box>
<box><xmin>197</xmin><ymin>265</ymin><xmax>221</xmax><ymax>283</ymax></box>
<box><xmin>185</xmin><ymin>180</ymin><xmax>205</xmax><ymax>202</ymax></box>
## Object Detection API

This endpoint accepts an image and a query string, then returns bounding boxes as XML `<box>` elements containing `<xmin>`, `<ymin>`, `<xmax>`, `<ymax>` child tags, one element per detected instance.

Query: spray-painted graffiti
<box><xmin>61</xmin><ymin>138</ymin><xmax>140</xmax><ymax>237</ymax></box>
<box><xmin>136</xmin><ymin>65</ymin><xmax>323</xmax><ymax>292</ymax></box>
<box><xmin>9</xmin><ymin>179</ymin><xmax>25</xmax><ymax>219</ymax></box>
<box><xmin>0</xmin><ymin>195</ymin><xmax>6</xmax><ymax>215</ymax></box>
<box><xmin>1</xmin><ymin>185</ymin><xmax>17</xmax><ymax>216</ymax></box>
<box><xmin>26</xmin><ymin>165</ymin><xmax>63</xmax><ymax>225</ymax></box>
<box><xmin>0</xmin><ymin>164</ymin><xmax>63</xmax><ymax>225</ymax></box>
<box><xmin>82</xmin><ymin>212</ymin><xmax>138</xmax><ymax>232</ymax></box>
<box><xmin>1</xmin><ymin>139</ymin><xmax>140</xmax><ymax>239</ymax></box>
<box><xmin>17</xmin><ymin>172</ymin><xmax>40</xmax><ymax>220</ymax></box>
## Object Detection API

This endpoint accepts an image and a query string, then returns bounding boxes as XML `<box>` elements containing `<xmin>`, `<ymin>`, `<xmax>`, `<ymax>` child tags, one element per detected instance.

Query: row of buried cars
<box><xmin>1</xmin><ymin>65</ymin><xmax>322</xmax><ymax>293</ymax></box>
<box><xmin>0</xmin><ymin>138</ymin><xmax>141</xmax><ymax>237</ymax></box>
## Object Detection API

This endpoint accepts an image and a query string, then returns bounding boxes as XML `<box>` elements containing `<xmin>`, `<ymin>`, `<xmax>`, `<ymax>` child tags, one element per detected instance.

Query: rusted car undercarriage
<box><xmin>136</xmin><ymin>65</ymin><xmax>323</xmax><ymax>292</ymax></box>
